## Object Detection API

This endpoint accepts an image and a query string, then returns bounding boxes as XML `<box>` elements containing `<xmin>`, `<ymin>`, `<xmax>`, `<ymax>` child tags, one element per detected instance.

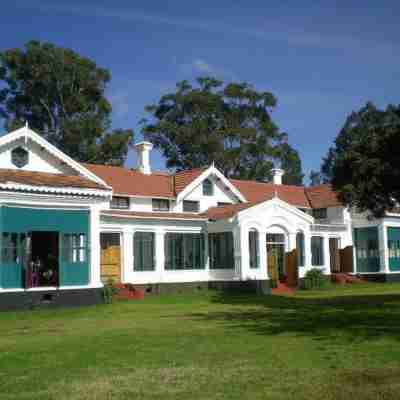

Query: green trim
<box><xmin>209</xmin><ymin>232</ymin><xmax>234</xmax><ymax>270</ymax></box>
<box><xmin>0</xmin><ymin>207</ymin><xmax>90</xmax><ymax>288</ymax></box>
<box><xmin>134</xmin><ymin>232</ymin><xmax>155</xmax><ymax>271</ymax></box>
<box><xmin>354</xmin><ymin>227</ymin><xmax>380</xmax><ymax>273</ymax></box>
<box><xmin>165</xmin><ymin>233</ymin><xmax>205</xmax><ymax>270</ymax></box>
<box><xmin>388</xmin><ymin>227</ymin><xmax>400</xmax><ymax>272</ymax></box>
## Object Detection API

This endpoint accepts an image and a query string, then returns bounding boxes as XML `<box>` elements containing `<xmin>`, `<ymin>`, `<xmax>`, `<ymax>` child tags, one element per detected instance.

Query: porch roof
<box><xmin>0</xmin><ymin>168</ymin><xmax>109</xmax><ymax>192</ymax></box>
<box><xmin>101</xmin><ymin>210</ymin><xmax>207</xmax><ymax>221</ymax></box>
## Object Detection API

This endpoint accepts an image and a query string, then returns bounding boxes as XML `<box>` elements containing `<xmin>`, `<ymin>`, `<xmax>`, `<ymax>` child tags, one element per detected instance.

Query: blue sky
<box><xmin>1</xmin><ymin>1</ymin><xmax>399</xmax><ymax>181</ymax></box>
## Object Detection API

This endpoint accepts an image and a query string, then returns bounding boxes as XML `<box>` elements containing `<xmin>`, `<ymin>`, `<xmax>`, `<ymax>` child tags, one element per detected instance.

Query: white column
<box><xmin>259</xmin><ymin>230</ymin><xmax>267</xmax><ymax>280</ymax></box>
<box><xmin>304</xmin><ymin>231</ymin><xmax>312</xmax><ymax>269</ymax></box>
<box><xmin>90</xmin><ymin>205</ymin><xmax>102</xmax><ymax>288</ymax></box>
<box><xmin>233</xmin><ymin>226</ymin><xmax>242</xmax><ymax>280</ymax></box>
<box><xmin>288</xmin><ymin>232</ymin><xmax>297</xmax><ymax>252</ymax></box>
<box><xmin>155</xmin><ymin>230</ymin><xmax>165</xmax><ymax>282</ymax></box>
<box><xmin>323</xmin><ymin>234</ymin><xmax>331</xmax><ymax>275</ymax></box>
<box><xmin>122</xmin><ymin>229</ymin><xmax>133</xmax><ymax>283</ymax></box>
<box><xmin>379</xmin><ymin>223</ymin><xmax>389</xmax><ymax>273</ymax></box>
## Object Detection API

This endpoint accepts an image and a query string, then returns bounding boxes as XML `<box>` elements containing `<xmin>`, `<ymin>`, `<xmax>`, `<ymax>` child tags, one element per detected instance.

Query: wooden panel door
<box><xmin>339</xmin><ymin>246</ymin><xmax>354</xmax><ymax>273</ymax></box>
<box><xmin>100</xmin><ymin>233</ymin><xmax>121</xmax><ymax>283</ymax></box>
<box><xmin>285</xmin><ymin>249</ymin><xmax>298</xmax><ymax>287</ymax></box>
<box><xmin>329</xmin><ymin>238</ymin><xmax>341</xmax><ymax>273</ymax></box>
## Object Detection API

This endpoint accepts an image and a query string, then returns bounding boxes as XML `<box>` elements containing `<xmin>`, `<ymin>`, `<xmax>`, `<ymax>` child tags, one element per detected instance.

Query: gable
<box><xmin>182</xmin><ymin>173</ymin><xmax>239</xmax><ymax>204</ymax></box>
<box><xmin>0</xmin><ymin>126</ymin><xmax>109</xmax><ymax>188</ymax></box>
<box><xmin>0</xmin><ymin>136</ymin><xmax>75</xmax><ymax>175</ymax></box>
<box><xmin>175</xmin><ymin>166</ymin><xmax>247</xmax><ymax>203</ymax></box>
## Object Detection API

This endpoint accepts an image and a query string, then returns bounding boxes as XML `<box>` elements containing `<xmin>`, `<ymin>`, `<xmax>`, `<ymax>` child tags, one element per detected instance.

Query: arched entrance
<box><xmin>266</xmin><ymin>232</ymin><xmax>286</xmax><ymax>283</ymax></box>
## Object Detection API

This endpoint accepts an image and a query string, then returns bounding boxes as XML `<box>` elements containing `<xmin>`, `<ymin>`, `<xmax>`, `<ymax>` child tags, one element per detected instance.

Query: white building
<box><xmin>0</xmin><ymin>126</ymin><xmax>399</xmax><ymax>309</ymax></box>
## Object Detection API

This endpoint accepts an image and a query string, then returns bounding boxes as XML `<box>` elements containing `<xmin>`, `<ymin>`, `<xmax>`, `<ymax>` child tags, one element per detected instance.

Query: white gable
<box><xmin>0</xmin><ymin>136</ymin><xmax>73</xmax><ymax>174</ymax></box>
<box><xmin>237</xmin><ymin>197</ymin><xmax>314</xmax><ymax>232</ymax></box>
<box><xmin>0</xmin><ymin>126</ymin><xmax>109</xmax><ymax>188</ymax></box>
<box><xmin>176</xmin><ymin>165</ymin><xmax>247</xmax><ymax>204</ymax></box>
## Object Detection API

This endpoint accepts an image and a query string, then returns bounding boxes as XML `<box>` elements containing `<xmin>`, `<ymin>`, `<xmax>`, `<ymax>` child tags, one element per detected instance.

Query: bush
<box><xmin>102</xmin><ymin>279</ymin><xmax>119</xmax><ymax>304</ymax></box>
<box><xmin>303</xmin><ymin>268</ymin><xmax>331</xmax><ymax>290</ymax></box>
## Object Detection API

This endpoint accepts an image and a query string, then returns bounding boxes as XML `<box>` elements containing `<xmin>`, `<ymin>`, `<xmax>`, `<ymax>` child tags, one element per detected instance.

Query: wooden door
<box><xmin>285</xmin><ymin>249</ymin><xmax>298</xmax><ymax>287</ymax></box>
<box><xmin>100</xmin><ymin>233</ymin><xmax>121</xmax><ymax>283</ymax></box>
<box><xmin>267</xmin><ymin>245</ymin><xmax>279</xmax><ymax>282</ymax></box>
<box><xmin>339</xmin><ymin>246</ymin><xmax>354</xmax><ymax>273</ymax></box>
<box><xmin>329</xmin><ymin>238</ymin><xmax>340</xmax><ymax>273</ymax></box>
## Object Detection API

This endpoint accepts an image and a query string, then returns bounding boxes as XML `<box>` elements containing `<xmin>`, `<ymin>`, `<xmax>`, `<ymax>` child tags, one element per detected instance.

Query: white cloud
<box><xmin>15</xmin><ymin>1</ymin><xmax>399</xmax><ymax>56</ymax></box>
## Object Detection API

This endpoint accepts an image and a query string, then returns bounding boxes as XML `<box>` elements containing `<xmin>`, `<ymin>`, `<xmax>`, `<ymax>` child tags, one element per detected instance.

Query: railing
<box><xmin>311</xmin><ymin>223</ymin><xmax>348</xmax><ymax>232</ymax></box>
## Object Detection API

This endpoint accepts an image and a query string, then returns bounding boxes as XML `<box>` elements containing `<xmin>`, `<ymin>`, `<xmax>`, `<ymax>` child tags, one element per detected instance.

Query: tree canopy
<box><xmin>142</xmin><ymin>77</ymin><xmax>303</xmax><ymax>184</ymax></box>
<box><xmin>321</xmin><ymin>102</ymin><xmax>400</xmax><ymax>217</ymax></box>
<box><xmin>0</xmin><ymin>40</ymin><xmax>133</xmax><ymax>165</ymax></box>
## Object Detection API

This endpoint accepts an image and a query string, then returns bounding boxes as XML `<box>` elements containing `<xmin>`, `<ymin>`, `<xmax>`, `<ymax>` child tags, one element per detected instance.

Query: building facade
<box><xmin>0</xmin><ymin>126</ymin><xmax>399</xmax><ymax>309</ymax></box>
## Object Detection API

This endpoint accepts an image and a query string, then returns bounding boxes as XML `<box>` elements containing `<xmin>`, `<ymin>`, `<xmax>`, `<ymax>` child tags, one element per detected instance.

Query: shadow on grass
<box><xmin>189</xmin><ymin>291</ymin><xmax>400</xmax><ymax>343</ymax></box>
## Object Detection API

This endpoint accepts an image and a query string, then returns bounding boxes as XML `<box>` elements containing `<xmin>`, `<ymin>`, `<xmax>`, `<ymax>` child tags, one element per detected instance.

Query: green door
<box><xmin>388</xmin><ymin>227</ymin><xmax>400</xmax><ymax>272</ymax></box>
<box><xmin>354</xmin><ymin>227</ymin><xmax>380</xmax><ymax>273</ymax></box>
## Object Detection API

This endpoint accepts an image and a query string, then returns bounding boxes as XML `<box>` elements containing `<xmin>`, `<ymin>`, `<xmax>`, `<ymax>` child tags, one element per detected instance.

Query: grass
<box><xmin>1</xmin><ymin>283</ymin><xmax>400</xmax><ymax>399</ymax></box>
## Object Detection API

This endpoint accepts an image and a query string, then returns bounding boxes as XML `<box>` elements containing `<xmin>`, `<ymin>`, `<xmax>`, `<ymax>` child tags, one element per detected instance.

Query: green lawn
<box><xmin>1</xmin><ymin>283</ymin><xmax>400</xmax><ymax>400</ymax></box>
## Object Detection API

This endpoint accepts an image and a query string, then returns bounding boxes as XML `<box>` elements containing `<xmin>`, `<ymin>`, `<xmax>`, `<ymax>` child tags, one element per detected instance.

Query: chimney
<box><xmin>271</xmin><ymin>168</ymin><xmax>284</xmax><ymax>185</ymax></box>
<box><xmin>134</xmin><ymin>141</ymin><xmax>153</xmax><ymax>174</ymax></box>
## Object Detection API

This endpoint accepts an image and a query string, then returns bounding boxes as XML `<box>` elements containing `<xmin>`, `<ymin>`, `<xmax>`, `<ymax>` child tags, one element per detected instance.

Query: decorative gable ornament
<box><xmin>11</xmin><ymin>146</ymin><xmax>29</xmax><ymax>168</ymax></box>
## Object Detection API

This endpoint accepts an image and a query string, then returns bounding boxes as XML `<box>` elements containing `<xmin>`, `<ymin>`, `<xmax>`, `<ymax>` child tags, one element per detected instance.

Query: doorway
<box><xmin>266</xmin><ymin>233</ymin><xmax>286</xmax><ymax>282</ymax></box>
<box><xmin>100</xmin><ymin>233</ymin><xmax>121</xmax><ymax>283</ymax></box>
<box><xmin>329</xmin><ymin>237</ymin><xmax>341</xmax><ymax>273</ymax></box>
<box><xmin>27</xmin><ymin>231</ymin><xmax>60</xmax><ymax>287</ymax></box>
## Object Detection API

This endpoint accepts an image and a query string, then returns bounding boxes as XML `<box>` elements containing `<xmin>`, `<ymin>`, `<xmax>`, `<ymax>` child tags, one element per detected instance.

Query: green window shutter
<box><xmin>249</xmin><ymin>230</ymin><xmax>259</xmax><ymax>269</ymax></box>
<box><xmin>296</xmin><ymin>232</ymin><xmax>305</xmax><ymax>267</ymax></box>
<box><xmin>134</xmin><ymin>232</ymin><xmax>155</xmax><ymax>271</ymax></box>
<box><xmin>311</xmin><ymin>236</ymin><xmax>324</xmax><ymax>266</ymax></box>
<box><xmin>209</xmin><ymin>232</ymin><xmax>234</xmax><ymax>269</ymax></box>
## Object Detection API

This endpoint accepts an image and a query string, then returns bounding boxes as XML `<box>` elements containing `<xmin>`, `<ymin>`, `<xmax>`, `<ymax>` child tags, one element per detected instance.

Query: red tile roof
<box><xmin>101</xmin><ymin>210</ymin><xmax>206</xmax><ymax>221</ymax></box>
<box><xmin>84</xmin><ymin>163</ymin><xmax>175</xmax><ymax>198</ymax></box>
<box><xmin>204</xmin><ymin>202</ymin><xmax>259</xmax><ymax>220</ymax></box>
<box><xmin>230</xmin><ymin>179</ymin><xmax>310</xmax><ymax>207</ymax></box>
<box><xmin>0</xmin><ymin>168</ymin><xmax>108</xmax><ymax>191</ymax></box>
<box><xmin>305</xmin><ymin>184</ymin><xmax>342</xmax><ymax>208</ymax></box>
<box><xmin>84</xmin><ymin>163</ymin><xmax>342</xmax><ymax>213</ymax></box>
<box><xmin>174</xmin><ymin>168</ymin><xmax>206</xmax><ymax>194</ymax></box>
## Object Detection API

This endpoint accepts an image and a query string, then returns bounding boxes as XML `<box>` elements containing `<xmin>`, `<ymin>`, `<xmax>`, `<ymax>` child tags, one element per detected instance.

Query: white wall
<box><xmin>173</xmin><ymin>175</ymin><xmax>236</xmax><ymax>213</ymax></box>
<box><xmin>100</xmin><ymin>216</ymin><xmax>238</xmax><ymax>284</ymax></box>
<box><xmin>0</xmin><ymin>138</ymin><xmax>76</xmax><ymax>175</ymax></box>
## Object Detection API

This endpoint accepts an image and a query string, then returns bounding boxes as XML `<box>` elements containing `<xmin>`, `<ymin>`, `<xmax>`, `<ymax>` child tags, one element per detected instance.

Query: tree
<box><xmin>279</xmin><ymin>143</ymin><xmax>303</xmax><ymax>185</ymax></box>
<box><xmin>321</xmin><ymin>102</ymin><xmax>400</xmax><ymax>217</ymax></box>
<box><xmin>141</xmin><ymin>77</ymin><xmax>303</xmax><ymax>183</ymax></box>
<box><xmin>309</xmin><ymin>170</ymin><xmax>322</xmax><ymax>186</ymax></box>
<box><xmin>0</xmin><ymin>40</ymin><xmax>133</xmax><ymax>165</ymax></box>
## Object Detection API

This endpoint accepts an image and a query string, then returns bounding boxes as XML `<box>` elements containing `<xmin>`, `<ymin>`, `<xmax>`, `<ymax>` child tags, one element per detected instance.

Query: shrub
<box><xmin>102</xmin><ymin>279</ymin><xmax>119</xmax><ymax>304</ymax></box>
<box><xmin>303</xmin><ymin>268</ymin><xmax>331</xmax><ymax>290</ymax></box>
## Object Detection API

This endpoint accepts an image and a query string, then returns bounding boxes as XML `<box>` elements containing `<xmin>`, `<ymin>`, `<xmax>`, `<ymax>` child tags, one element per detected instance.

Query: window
<box><xmin>11</xmin><ymin>146</ymin><xmax>29</xmax><ymax>168</ymax></box>
<box><xmin>165</xmin><ymin>233</ymin><xmax>204</xmax><ymax>270</ymax></box>
<box><xmin>134</xmin><ymin>232</ymin><xmax>155</xmax><ymax>271</ymax></box>
<box><xmin>311</xmin><ymin>236</ymin><xmax>324</xmax><ymax>266</ymax></box>
<box><xmin>183</xmin><ymin>200</ymin><xmax>199</xmax><ymax>213</ymax></box>
<box><xmin>152</xmin><ymin>199</ymin><xmax>170</xmax><ymax>211</ymax></box>
<box><xmin>1</xmin><ymin>232</ymin><xmax>19</xmax><ymax>263</ymax></box>
<box><xmin>266</xmin><ymin>233</ymin><xmax>285</xmax><ymax>244</ymax></box>
<box><xmin>296</xmin><ymin>232</ymin><xmax>305</xmax><ymax>267</ymax></box>
<box><xmin>249</xmin><ymin>230</ymin><xmax>259</xmax><ymax>269</ymax></box>
<box><xmin>209</xmin><ymin>232</ymin><xmax>234</xmax><ymax>269</ymax></box>
<box><xmin>110</xmin><ymin>196</ymin><xmax>129</xmax><ymax>209</ymax></box>
<box><xmin>63</xmin><ymin>233</ymin><xmax>87</xmax><ymax>263</ymax></box>
<box><xmin>203</xmin><ymin>178</ymin><xmax>214</xmax><ymax>196</ymax></box>
<box><xmin>217</xmin><ymin>202</ymin><xmax>231</xmax><ymax>207</ymax></box>
<box><xmin>312</xmin><ymin>208</ymin><xmax>327</xmax><ymax>219</ymax></box>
